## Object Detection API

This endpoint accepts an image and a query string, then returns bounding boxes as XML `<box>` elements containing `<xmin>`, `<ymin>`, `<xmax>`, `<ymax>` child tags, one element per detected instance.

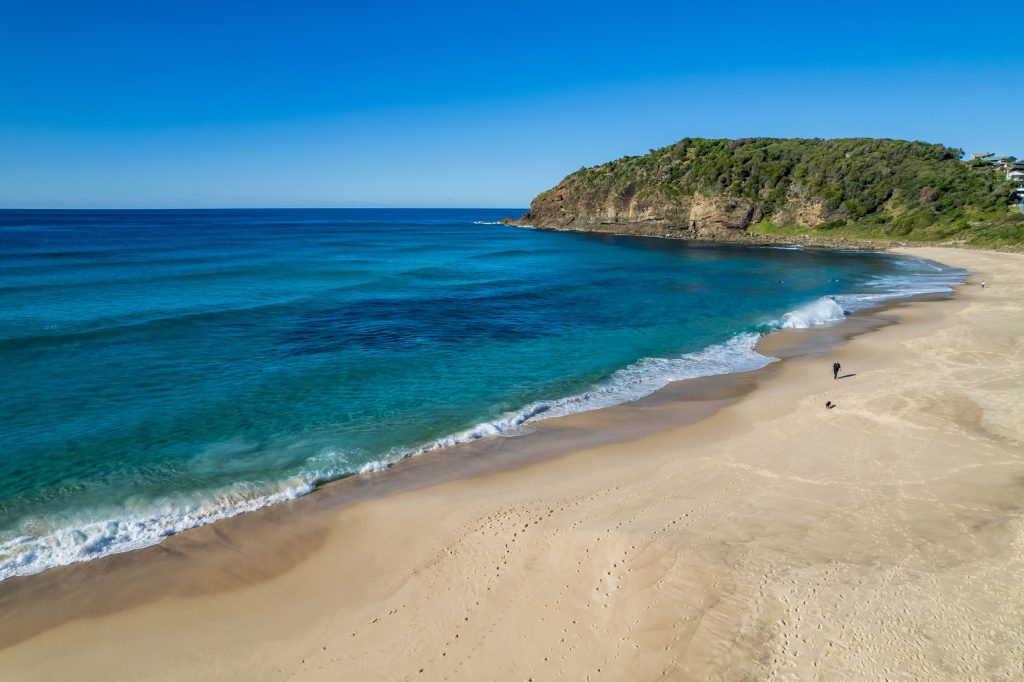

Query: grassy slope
<box><xmin>748</xmin><ymin>209</ymin><xmax>1024</xmax><ymax>248</ymax></box>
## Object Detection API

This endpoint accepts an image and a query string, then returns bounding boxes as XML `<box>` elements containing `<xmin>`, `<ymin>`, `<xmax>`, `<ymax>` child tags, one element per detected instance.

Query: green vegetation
<box><xmin>748</xmin><ymin>212</ymin><xmax>1024</xmax><ymax>247</ymax></box>
<box><xmin>565</xmin><ymin>138</ymin><xmax>1023</xmax><ymax>247</ymax></box>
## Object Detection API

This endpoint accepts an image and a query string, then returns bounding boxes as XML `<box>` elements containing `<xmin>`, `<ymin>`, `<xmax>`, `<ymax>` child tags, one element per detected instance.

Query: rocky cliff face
<box><xmin>513</xmin><ymin>182</ymin><xmax>821</xmax><ymax>237</ymax></box>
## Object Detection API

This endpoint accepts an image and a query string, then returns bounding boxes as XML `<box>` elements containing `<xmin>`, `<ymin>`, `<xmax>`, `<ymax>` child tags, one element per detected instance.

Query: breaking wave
<box><xmin>781</xmin><ymin>297</ymin><xmax>847</xmax><ymax>328</ymax></box>
<box><xmin>0</xmin><ymin>333</ymin><xmax>776</xmax><ymax>581</ymax></box>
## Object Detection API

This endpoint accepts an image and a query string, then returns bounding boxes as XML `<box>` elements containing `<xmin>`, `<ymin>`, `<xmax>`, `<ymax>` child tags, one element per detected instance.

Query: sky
<box><xmin>0</xmin><ymin>0</ymin><xmax>1020</xmax><ymax>208</ymax></box>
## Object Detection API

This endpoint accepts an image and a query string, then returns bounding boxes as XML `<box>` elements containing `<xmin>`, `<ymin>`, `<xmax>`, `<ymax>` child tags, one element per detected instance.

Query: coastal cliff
<box><xmin>508</xmin><ymin>138</ymin><xmax>1023</xmax><ymax>247</ymax></box>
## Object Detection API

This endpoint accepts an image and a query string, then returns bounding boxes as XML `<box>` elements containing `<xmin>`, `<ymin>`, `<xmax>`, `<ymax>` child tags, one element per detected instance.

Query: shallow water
<box><xmin>0</xmin><ymin>209</ymin><xmax>964</xmax><ymax>578</ymax></box>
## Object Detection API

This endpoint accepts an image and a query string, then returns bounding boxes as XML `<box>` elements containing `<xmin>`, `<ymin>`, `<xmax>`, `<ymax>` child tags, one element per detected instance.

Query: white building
<box><xmin>1007</xmin><ymin>169</ymin><xmax>1024</xmax><ymax>183</ymax></box>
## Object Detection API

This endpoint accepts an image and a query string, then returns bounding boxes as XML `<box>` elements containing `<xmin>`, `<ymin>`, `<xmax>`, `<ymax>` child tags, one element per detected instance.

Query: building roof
<box><xmin>968</xmin><ymin>154</ymin><xmax>1017</xmax><ymax>165</ymax></box>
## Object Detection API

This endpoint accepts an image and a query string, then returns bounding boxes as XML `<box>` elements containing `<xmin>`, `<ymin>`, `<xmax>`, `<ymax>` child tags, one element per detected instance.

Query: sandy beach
<box><xmin>1</xmin><ymin>246</ymin><xmax>1022</xmax><ymax>681</ymax></box>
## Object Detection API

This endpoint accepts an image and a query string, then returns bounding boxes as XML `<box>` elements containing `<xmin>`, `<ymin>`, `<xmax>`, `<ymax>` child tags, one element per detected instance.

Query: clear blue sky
<box><xmin>1</xmin><ymin>0</ymin><xmax>1020</xmax><ymax>208</ymax></box>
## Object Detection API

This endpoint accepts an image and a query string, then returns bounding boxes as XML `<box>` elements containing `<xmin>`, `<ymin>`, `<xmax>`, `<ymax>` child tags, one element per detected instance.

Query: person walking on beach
<box><xmin>833</xmin><ymin>362</ymin><xmax>841</xmax><ymax>380</ymax></box>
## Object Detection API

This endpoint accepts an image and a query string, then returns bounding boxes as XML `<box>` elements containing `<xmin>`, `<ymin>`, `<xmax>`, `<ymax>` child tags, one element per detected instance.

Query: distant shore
<box><xmin>1</xmin><ymin>246</ymin><xmax>1022</xmax><ymax>680</ymax></box>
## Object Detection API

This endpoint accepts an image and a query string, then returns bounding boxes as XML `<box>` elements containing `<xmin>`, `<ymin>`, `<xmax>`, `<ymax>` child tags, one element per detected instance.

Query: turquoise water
<box><xmin>0</xmin><ymin>209</ymin><xmax>963</xmax><ymax>578</ymax></box>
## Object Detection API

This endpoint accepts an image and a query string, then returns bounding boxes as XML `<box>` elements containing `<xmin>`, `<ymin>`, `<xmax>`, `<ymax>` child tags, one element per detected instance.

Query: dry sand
<box><xmin>0</xmin><ymin>246</ymin><xmax>1022</xmax><ymax>681</ymax></box>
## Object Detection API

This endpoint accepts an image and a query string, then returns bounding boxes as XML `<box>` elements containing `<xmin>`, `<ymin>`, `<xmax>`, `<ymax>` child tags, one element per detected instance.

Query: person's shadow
<box><xmin>837</xmin><ymin>373</ymin><xmax>857</xmax><ymax>379</ymax></box>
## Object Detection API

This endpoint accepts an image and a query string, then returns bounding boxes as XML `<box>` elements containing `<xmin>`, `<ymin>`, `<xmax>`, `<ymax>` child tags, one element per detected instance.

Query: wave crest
<box><xmin>0</xmin><ymin>478</ymin><xmax>316</xmax><ymax>582</ymax></box>
<box><xmin>782</xmin><ymin>297</ymin><xmax>846</xmax><ymax>328</ymax></box>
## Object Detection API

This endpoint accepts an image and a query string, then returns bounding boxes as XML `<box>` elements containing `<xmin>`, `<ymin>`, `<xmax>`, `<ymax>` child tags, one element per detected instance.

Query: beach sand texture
<box><xmin>0</xmin><ymin>247</ymin><xmax>1022</xmax><ymax>681</ymax></box>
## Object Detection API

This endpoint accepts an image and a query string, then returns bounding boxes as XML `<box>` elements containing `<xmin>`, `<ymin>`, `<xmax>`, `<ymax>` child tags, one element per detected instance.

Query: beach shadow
<box><xmin>838</xmin><ymin>373</ymin><xmax>857</xmax><ymax>379</ymax></box>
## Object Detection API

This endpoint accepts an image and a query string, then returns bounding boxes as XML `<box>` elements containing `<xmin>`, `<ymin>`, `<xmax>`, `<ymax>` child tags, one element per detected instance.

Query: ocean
<box><xmin>0</xmin><ymin>208</ymin><xmax>965</xmax><ymax>579</ymax></box>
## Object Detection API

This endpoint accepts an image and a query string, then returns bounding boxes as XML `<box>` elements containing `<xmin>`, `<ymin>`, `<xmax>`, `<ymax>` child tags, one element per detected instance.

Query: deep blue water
<box><xmin>0</xmin><ymin>208</ymin><xmax>963</xmax><ymax>578</ymax></box>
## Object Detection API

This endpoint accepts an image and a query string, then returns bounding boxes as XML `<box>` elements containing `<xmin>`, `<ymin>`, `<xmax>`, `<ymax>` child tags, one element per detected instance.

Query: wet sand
<box><xmin>1</xmin><ymin>247</ymin><xmax>1022</xmax><ymax>680</ymax></box>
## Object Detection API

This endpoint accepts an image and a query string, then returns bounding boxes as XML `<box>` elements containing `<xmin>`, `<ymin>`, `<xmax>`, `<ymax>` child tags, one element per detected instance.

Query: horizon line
<box><xmin>0</xmin><ymin>206</ymin><xmax>530</xmax><ymax>211</ymax></box>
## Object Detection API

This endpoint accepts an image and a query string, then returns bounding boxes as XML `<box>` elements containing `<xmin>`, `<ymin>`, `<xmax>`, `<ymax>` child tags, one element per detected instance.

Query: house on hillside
<box><xmin>992</xmin><ymin>157</ymin><xmax>1017</xmax><ymax>172</ymax></box>
<box><xmin>966</xmin><ymin>153</ymin><xmax>1011</xmax><ymax>167</ymax></box>
<box><xmin>1007</xmin><ymin>169</ymin><xmax>1024</xmax><ymax>183</ymax></box>
<box><xmin>965</xmin><ymin>153</ymin><xmax>1020</xmax><ymax>172</ymax></box>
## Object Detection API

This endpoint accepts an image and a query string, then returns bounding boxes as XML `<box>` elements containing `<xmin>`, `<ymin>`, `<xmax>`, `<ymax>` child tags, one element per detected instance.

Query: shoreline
<box><xmin>0</xmin><ymin>283</ymin><xmax>909</xmax><ymax>636</ymax></box>
<box><xmin>502</xmin><ymin>218</ymin><xmax>1024</xmax><ymax>253</ymax></box>
<box><xmin>0</xmin><ymin>241</ymin><xmax>958</xmax><ymax>585</ymax></box>
<box><xmin>0</xmin><ymin>245</ymin><xmax>956</xmax><ymax>586</ymax></box>
<box><xmin>1</xmin><ymin>246</ymin><xmax>1022</xmax><ymax>680</ymax></box>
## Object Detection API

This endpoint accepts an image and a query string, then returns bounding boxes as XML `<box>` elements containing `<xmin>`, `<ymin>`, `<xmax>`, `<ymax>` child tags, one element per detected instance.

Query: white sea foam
<box><xmin>472</xmin><ymin>220</ymin><xmax>504</xmax><ymax>225</ymax></box>
<box><xmin>358</xmin><ymin>459</ymin><xmax>390</xmax><ymax>474</ymax></box>
<box><xmin>781</xmin><ymin>297</ymin><xmax>847</xmax><ymax>328</ymax></box>
<box><xmin>371</xmin><ymin>332</ymin><xmax>777</xmax><ymax>466</ymax></box>
<box><xmin>0</xmin><ymin>478</ymin><xmax>317</xmax><ymax>582</ymax></box>
<box><xmin>781</xmin><ymin>256</ymin><xmax>965</xmax><ymax>329</ymax></box>
<box><xmin>0</xmin><ymin>255</ymin><xmax>965</xmax><ymax>582</ymax></box>
<box><xmin>832</xmin><ymin>264</ymin><xmax>965</xmax><ymax>314</ymax></box>
<box><xmin>0</xmin><ymin>334</ymin><xmax>777</xmax><ymax>581</ymax></box>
